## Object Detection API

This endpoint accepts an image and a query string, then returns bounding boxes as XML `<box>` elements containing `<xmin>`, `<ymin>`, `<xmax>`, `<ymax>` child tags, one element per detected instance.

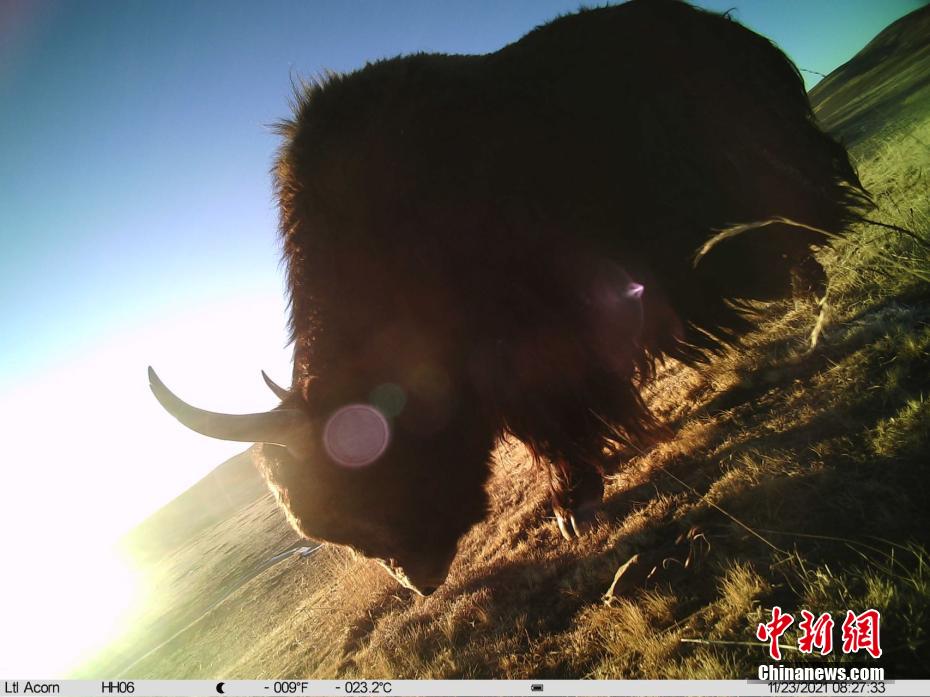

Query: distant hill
<box><xmin>809</xmin><ymin>3</ymin><xmax>930</xmax><ymax>152</ymax></box>
<box><xmin>120</xmin><ymin>447</ymin><xmax>268</xmax><ymax>563</ymax></box>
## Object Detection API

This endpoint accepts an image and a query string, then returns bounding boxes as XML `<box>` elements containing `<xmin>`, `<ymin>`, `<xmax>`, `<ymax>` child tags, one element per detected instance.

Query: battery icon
<box><xmin>531</xmin><ymin>685</ymin><xmax>543</xmax><ymax>692</ymax></box>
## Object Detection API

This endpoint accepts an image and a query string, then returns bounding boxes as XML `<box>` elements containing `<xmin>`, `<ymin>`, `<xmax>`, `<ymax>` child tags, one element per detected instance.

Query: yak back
<box><xmin>272</xmin><ymin>0</ymin><xmax>869</xmax><ymax>430</ymax></box>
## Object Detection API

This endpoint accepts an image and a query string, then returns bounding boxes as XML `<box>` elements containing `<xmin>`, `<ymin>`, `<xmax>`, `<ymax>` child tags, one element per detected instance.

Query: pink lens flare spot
<box><xmin>625</xmin><ymin>282</ymin><xmax>644</xmax><ymax>299</ymax></box>
<box><xmin>323</xmin><ymin>404</ymin><xmax>390</xmax><ymax>467</ymax></box>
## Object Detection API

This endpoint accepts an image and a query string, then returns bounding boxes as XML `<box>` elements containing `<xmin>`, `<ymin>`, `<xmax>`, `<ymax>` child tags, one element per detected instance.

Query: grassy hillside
<box><xmin>120</xmin><ymin>449</ymin><xmax>268</xmax><ymax>565</ymax></box>
<box><xmin>809</xmin><ymin>3</ymin><xmax>930</xmax><ymax>156</ymax></box>
<box><xmin>93</xmin><ymin>5</ymin><xmax>930</xmax><ymax>680</ymax></box>
<box><xmin>80</xmin><ymin>489</ymin><xmax>301</xmax><ymax>678</ymax></box>
<box><xmin>78</xmin><ymin>450</ymin><xmax>299</xmax><ymax>678</ymax></box>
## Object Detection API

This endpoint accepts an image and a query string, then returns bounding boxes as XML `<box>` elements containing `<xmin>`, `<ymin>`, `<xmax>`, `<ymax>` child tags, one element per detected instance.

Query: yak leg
<box><xmin>547</xmin><ymin>459</ymin><xmax>574</xmax><ymax>540</ymax></box>
<box><xmin>548</xmin><ymin>458</ymin><xmax>605</xmax><ymax>540</ymax></box>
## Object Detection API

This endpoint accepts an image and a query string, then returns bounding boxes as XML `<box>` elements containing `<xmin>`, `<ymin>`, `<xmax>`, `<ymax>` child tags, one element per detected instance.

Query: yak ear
<box><xmin>149</xmin><ymin>367</ymin><xmax>312</xmax><ymax>455</ymax></box>
<box><xmin>261</xmin><ymin>370</ymin><xmax>291</xmax><ymax>400</ymax></box>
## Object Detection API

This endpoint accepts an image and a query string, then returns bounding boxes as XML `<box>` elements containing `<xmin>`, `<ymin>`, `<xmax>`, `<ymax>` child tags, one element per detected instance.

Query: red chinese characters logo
<box><xmin>798</xmin><ymin>610</ymin><xmax>834</xmax><ymax>655</ymax></box>
<box><xmin>756</xmin><ymin>605</ymin><xmax>794</xmax><ymax>660</ymax></box>
<box><xmin>842</xmin><ymin>609</ymin><xmax>882</xmax><ymax>658</ymax></box>
<box><xmin>756</xmin><ymin>607</ymin><xmax>882</xmax><ymax>659</ymax></box>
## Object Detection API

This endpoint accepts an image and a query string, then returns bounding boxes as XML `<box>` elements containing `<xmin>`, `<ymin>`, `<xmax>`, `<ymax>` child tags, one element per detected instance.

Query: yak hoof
<box><xmin>555</xmin><ymin>511</ymin><xmax>574</xmax><ymax>540</ymax></box>
<box><xmin>555</xmin><ymin>509</ymin><xmax>595</xmax><ymax>540</ymax></box>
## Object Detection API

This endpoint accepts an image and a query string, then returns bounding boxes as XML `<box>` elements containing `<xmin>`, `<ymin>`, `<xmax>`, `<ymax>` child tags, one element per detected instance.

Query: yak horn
<box><xmin>261</xmin><ymin>370</ymin><xmax>290</xmax><ymax>400</ymax></box>
<box><xmin>148</xmin><ymin>367</ymin><xmax>310</xmax><ymax>447</ymax></box>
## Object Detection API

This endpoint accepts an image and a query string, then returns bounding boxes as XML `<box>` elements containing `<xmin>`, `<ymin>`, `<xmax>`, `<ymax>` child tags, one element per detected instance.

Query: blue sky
<box><xmin>0</xmin><ymin>0</ymin><xmax>922</xmax><ymax>391</ymax></box>
<box><xmin>0</xmin><ymin>0</ymin><xmax>921</xmax><ymax>393</ymax></box>
<box><xmin>0</xmin><ymin>0</ymin><xmax>923</xmax><ymax>676</ymax></box>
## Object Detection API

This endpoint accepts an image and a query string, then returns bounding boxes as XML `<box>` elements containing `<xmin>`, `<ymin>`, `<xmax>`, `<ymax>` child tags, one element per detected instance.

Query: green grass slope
<box><xmin>809</xmin><ymin>4</ymin><xmax>930</xmax><ymax>156</ymax></box>
<box><xmin>95</xmin><ymin>7</ymin><xmax>930</xmax><ymax>680</ymax></box>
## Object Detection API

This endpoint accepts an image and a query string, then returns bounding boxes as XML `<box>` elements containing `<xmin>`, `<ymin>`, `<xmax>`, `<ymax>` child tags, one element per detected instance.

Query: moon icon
<box><xmin>216</xmin><ymin>682</ymin><xmax>226</xmax><ymax>694</ymax></box>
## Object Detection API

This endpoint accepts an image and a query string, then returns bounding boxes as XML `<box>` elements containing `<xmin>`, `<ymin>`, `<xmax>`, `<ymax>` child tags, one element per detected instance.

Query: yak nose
<box><xmin>419</xmin><ymin>584</ymin><xmax>439</xmax><ymax>596</ymax></box>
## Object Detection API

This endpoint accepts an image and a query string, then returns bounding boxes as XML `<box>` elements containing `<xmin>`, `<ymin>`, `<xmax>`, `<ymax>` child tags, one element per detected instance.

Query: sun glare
<box><xmin>0</xmin><ymin>291</ymin><xmax>291</xmax><ymax>676</ymax></box>
<box><xmin>0</xmin><ymin>542</ymin><xmax>145</xmax><ymax>676</ymax></box>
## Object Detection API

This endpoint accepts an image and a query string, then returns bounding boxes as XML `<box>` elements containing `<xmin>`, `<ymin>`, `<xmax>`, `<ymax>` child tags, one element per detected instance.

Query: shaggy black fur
<box><xmin>263</xmin><ymin>0</ymin><xmax>868</xmax><ymax>590</ymax></box>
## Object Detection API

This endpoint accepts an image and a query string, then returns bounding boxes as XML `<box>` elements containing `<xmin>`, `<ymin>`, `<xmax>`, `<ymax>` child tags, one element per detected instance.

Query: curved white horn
<box><xmin>149</xmin><ymin>367</ymin><xmax>309</xmax><ymax>446</ymax></box>
<box><xmin>261</xmin><ymin>370</ymin><xmax>290</xmax><ymax>400</ymax></box>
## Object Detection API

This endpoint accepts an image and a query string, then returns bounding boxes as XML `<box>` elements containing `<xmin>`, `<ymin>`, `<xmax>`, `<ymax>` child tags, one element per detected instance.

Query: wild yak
<box><xmin>150</xmin><ymin>0</ymin><xmax>867</xmax><ymax>594</ymax></box>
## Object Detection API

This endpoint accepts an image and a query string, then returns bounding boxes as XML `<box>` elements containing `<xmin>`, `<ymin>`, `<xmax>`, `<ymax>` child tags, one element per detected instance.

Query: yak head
<box><xmin>148</xmin><ymin>367</ymin><xmax>492</xmax><ymax>595</ymax></box>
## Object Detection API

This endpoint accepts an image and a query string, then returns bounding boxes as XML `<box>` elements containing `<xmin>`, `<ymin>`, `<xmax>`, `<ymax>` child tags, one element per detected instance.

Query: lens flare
<box><xmin>323</xmin><ymin>404</ymin><xmax>390</xmax><ymax>467</ymax></box>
